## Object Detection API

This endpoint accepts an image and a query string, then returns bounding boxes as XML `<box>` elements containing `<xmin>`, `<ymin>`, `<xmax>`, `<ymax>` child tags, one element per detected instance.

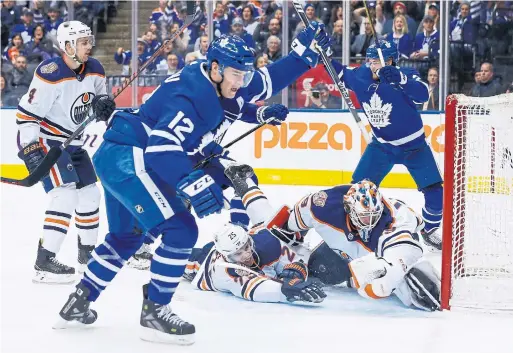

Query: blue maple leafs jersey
<box><xmin>104</xmin><ymin>54</ymin><xmax>311</xmax><ymax>188</ymax></box>
<box><xmin>331</xmin><ymin>61</ymin><xmax>429</xmax><ymax>147</ymax></box>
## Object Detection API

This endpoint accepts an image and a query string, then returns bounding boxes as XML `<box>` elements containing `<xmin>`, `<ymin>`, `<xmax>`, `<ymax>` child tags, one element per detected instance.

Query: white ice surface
<box><xmin>1</xmin><ymin>184</ymin><xmax>512</xmax><ymax>353</ymax></box>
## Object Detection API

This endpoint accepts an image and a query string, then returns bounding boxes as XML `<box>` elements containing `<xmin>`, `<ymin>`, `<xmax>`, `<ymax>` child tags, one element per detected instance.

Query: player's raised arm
<box><xmin>245</xmin><ymin>21</ymin><xmax>331</xmax><ymax>103</ymax></box>
<box><xmin>378</xmin><ymin>66</ymin><xmax>429</xmax><ymax>103</ymax></box>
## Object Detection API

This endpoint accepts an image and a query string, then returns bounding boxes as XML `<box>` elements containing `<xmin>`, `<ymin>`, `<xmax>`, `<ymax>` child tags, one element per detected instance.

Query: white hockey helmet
<box><xmin>57</xmin><ymin>21</ymin><xmax>94</xmax><ymax>57</ymax></box>
<box><xmin>343</xmin><ymin>179</ymin><xmax>384</xmax><ymax>236</ymax></box>
<box><xmin>213</xmin><ymin>223</ymin><xmax>254</xmax><ymax>264</ymax></box>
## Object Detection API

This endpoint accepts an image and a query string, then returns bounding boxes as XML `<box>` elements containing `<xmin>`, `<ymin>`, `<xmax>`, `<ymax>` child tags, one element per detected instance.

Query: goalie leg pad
<box><xmin>405</xmin><ymin>261</ymin><xmax>441</xmax><ymax>311</ymax></box>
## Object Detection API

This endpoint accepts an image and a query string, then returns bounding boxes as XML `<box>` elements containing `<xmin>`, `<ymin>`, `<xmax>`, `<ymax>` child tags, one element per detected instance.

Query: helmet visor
<box><xmin>76</xmin><ymin>35</ymin><xmax>95</xmax><ymax>48</ymax></box>
<box><xmin>223</xmin><ymin>66</ymin><xmax>254</xmax><ymax>88</ymax></box>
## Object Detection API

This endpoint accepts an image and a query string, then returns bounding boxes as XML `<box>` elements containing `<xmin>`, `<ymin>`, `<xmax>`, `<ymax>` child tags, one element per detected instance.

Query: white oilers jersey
<box><xmin>288</xmin><ymin>185</ymin><xmax>424</xmax><ymax>264</ymax></box>
<box><xmin>16</xmin><ymin>56</ymin><xmax>106</xmax><ymax>146</ymax></box>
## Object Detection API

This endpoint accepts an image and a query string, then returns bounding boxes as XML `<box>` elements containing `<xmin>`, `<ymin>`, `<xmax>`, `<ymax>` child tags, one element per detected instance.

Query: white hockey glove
<box><xmin>348</xmin><ymin>253</ymin><xmax>408</xmax><ymax>299</ymax></box>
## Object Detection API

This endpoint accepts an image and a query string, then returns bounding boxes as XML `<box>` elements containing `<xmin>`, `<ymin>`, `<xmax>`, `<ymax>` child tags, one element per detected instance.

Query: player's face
<box><xmin>221</xmin><ymin>67</ymin><xmax>254</xmax><ymax>98</ymax></box>
<box><xmin>368</xmin><ymin>58</ymin><xmax>382</xmax><ymax>73</ymax></box>
<box><xmin>227</xmin><ymin>239</ymin><xmax>254</xmax><ymax>265</ymax></box>
<box><xmin>74</xmin><ymin>36</ymin><xmax>94</xmax><ymax>62</ymax></box>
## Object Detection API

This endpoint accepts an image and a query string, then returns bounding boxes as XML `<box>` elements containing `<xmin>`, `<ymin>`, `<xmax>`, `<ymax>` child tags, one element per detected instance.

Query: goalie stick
<box><xmin>291</xmin><ymin>0</ymin><xmax>371</xmax><ymax>143</ymax></box>
<box><xmin>1</xmin><ymin>9</ymin><xmax>201</xmax><ymax>187</ymax></box>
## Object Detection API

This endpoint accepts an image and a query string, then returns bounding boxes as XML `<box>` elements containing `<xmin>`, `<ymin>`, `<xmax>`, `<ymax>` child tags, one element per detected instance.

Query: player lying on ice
<box><xmin>194</xmin><ymin>163</ymin><xmax>442</xmax><ymax>312</ymax></box>
<box><xmin>53</xmin><ymin>24</ymin><xmax>331</xmax><ymax>345</ymax></box>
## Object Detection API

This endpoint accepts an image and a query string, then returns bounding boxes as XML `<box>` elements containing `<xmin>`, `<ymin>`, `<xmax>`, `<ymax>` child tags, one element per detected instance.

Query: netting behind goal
<box><xmin>441</xmin><ymin>94</ymin><xmax>513</xmax><ymax>311</ymax></box>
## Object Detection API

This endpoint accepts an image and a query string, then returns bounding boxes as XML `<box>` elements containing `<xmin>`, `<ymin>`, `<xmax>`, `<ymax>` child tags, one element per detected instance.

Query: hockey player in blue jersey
<box><xmin>54</xmin><ymin>24</ymin><xmax>331</xmax><ymax>344</ymax></box>
<box><xmin>330</xmin><ymin>39</ymin><xmax>443</xmax><ymax>251</ymax></box>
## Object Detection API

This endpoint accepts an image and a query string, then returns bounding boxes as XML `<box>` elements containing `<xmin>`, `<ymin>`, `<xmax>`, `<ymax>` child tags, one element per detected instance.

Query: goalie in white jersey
<box><xmin>16</xmin><ymin>21</ymin><xmax>116</xmax><ymax>284</ymax></box>
<box><xmin>211</xmin><ymin>164</ymin><xmax>442</xmax><ymax>311</ymax></box>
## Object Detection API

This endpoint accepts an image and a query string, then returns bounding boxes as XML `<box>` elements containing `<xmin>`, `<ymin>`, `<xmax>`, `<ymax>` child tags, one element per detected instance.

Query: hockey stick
<box><xmin>1</xmin><ymin>10</ymin><xmax>201</xmax><ymax>187</ymax></box>
<box><xmin>291</xmin><ymin>0</ymin><xmax>371</xmax><ymax>143</ymax></box>
<box><xmin>193</xmin><ymin>117</ymin><xmax>276</xmax><ymax>170</ymax></box>
<box><xmin>363</xmin><ymin>0</ymin><xmax>385</xmax><ymax>66</ymax></box>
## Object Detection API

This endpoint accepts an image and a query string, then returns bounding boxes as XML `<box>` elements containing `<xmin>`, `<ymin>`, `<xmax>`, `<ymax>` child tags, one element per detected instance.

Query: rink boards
<box><xmin>0</xmin><ymin>108</ymin><xmax>445</xmax><ymax>188</ymax></box>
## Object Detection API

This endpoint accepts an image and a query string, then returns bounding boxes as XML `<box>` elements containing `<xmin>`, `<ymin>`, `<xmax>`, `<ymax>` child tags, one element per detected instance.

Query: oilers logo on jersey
<box><xmin>70</xmin><ymin>92</ymin><xmax>95</xmax><ymax>124</ymax></box>
<box><xmin>362</xmin><ymin>92</ymin><xmax>392</xmax><ymax>129</ymax></box>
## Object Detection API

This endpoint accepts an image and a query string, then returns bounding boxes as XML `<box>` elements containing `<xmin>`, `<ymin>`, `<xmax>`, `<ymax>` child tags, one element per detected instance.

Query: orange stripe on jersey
<box><xmin>364</xmin><ymin>284</ymin><xmax>385</xmax><ymax>299</ymax></box>
<box><xmin>75</xmin><ymin>216</ymin><xmax>100</xmax><ymax>223</ymax></box>
<box><xmin>44</xmin><ymin>218</ymin><xmax>70</xmax><ymax>227</ymax></box>
<box><xmin>35</xmin><ymin>72</ymin><xmax>105</xmax><ymax>85</ymax></box>
<box><xmin>40</xmin><ymin>121</ymin><xmax>63</xmax><ymax>135</ymax></box>
<box><xmin>186</xmin><ymin>263</ymin><xmax>199</xmax><ymax>271</ymax></box>
<box><xmin>39</xmin><ymin>138</ymin><xmax>61</xmax><ymax>187</ymax></box>
<box><xmin>242</xmin><ymin>190</ymin><xmax>264</xmax><ymax>205</ymax></box>
<box><xmin>16</xmin><ymin>113</ymin><xmax>38</xmax><ymax>121</ymax></box>
<box><xmin>294</xmin><ymin>201</ymin><xmax>308</xmax><ymax>230</ymax></box>
<box><xmin>244</xmin><ymin>277</ymin><xmax>263</xmax><ymax>299</ymax></box>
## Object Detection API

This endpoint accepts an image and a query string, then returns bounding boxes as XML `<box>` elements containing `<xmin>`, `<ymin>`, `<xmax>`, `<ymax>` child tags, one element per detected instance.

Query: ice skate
<box><xmin>53</xmin><ymin>282</ymin><xmax>98</xmax><ymax>329</ymax></box>
<box><xmin>420</xmin><ymin>227</ymin><xmax>442</xmax><ymax>252</ymax></box>
<box><xmin>33</xmin><ymin>240</ymin><xmax>76</xmax><ymax>284</ymax></box>
<box><xmin>77</xmin><ymin>236</ymin><xmax>95</xmax><ymax>273</ymax></box>
<box><xmin>127</xmin><ymin>243</ymin><xmax>153</xmax><ymax>270</ymax></box>
<box><xmin>139</xmin><ymin>284</ymin><xmax>195</xmax><ymax>345</ymax></box>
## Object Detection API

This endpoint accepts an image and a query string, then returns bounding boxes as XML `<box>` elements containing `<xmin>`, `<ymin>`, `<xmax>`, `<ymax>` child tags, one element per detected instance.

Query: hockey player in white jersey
<box><xmin>16</xmin><ymin>21</ymin><xmax>116</xmax><ymax>283</ymax></box>
<box><xmin>222</xmin><ymin>164</ymin><xmax>441</xmax><ymax>311</ymax></box>
<box><xmin>189</xmin><ymin>223</ymin><xmax>326</xmax><ymax>304</ymax></box>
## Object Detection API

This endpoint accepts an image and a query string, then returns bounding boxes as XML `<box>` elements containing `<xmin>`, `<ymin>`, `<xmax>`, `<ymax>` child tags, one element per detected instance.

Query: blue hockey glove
<box><xmin>92</xmin><ymin>94</ymin><xmax>116</xmax><ymax>122</ymax></box>
<box><xmin>200</xmin><ymin>140</ymin><xmax>225</xmax><ymax>157</ymax></box>
<box><xmin>176</xmin><ymin>170</ymin><xmax>224</xmax><ymax>218</ymax></box>
<box><xmin>279</xmin><ymin>261</ymin><xmax>308</xmax><ymax>282</ymax></box>
<box><xmin>291</xmin><ymin>21</ymin><xmax>329</xmax><ymax>67</ymax></box>
<box><xmin>17</xmin><ymin>141</ymin><xmax>48</xmax><ymax>176</ymax></box>
<box><xmin>256</xmin><ymin>104</ymin><xmax>289</xmax><ymax>126</ymax></box>
<box><xmin>281</xmin><ymin>277</ymin><xmax>326</xmax><ymax>303</ymax></box>
<box><xmin>378</xmin><ymin>65</ymin><xmax>406</xmax><ymax>85</ymax></box>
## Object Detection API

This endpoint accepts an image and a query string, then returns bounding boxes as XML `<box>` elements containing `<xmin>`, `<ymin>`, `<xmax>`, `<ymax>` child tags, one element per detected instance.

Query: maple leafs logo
<box><xmin>362</xmin><ymin>92</ymin><xmax>392</xmax><ymax>129</ymax></box>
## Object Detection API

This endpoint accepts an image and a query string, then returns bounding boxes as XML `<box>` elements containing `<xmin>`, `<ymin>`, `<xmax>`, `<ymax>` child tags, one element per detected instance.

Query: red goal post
<box><xmin>441</xmin><ymin>94</ymin><xmax>513</xmax><ymax>311</ymax></box>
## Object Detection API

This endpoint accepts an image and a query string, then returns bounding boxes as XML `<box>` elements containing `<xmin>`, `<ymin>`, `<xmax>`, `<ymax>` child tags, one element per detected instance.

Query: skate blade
<box><xmin>52</xmin><ymin>316</ymin><xmax>94</xmax><ymax>330</ymax></box>
<box><xmin>140</xmin><ymin>326</ymin><xmax>195</xmax><ymax>345</ymax></box>
<box><xmin>127</xmin><ymin>259</ymin><xmax>150</xmax><ymax>271</ymax></box>
<box><xmin>33</xmin><ymin>271</ymin><xmax>77</xmax><ymax>285</ymax></box>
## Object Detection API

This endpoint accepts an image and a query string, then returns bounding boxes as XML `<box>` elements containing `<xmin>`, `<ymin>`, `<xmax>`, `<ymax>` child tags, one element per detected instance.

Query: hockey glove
<box><xmin>200</xmin><ymin>140</ymin><xmax>225</xmax><ymax>157</ymax></box>
<box><xmin>18</xmin><ymin>141</ymin><xmax>48</xmax><ymax>176</ymax></box>
<box><xmin>176</xmin><ymin>170</ymin><xmax>224</xmax><ymax>218</ymax></box>
<box><xmin>291</xmin><ymin>21</ymin><xmax>330</xmax><ymax>67</ymax></box>
<box><xmin>92</xmin><ymin>94</ymin><xmax>116</xmax><ymax>122</ymax></box>
<box><xmin>256</xmin><ymin>104</ymin><xmax>289</xmax><ymax>126</ymax></box>
<box><xmin>377</xmin><ymin>66</ymin><xmax>407</xmax><ymax>85</ymax></box>
<box><xmin>279</xmin><ymin>261</ymin><xmax>308</xmax><ymax>282</ymax></box>
<box><xmin>281</xmin><ymin>278</ymin><xmax>326</xmax><ymax>303</ymax></box>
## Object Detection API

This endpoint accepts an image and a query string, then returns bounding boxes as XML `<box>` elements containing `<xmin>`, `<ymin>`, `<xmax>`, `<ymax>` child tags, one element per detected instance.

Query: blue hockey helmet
<box><xmin>207</xmin><ymin>35</ymin><xmax>255</xmax><ymax>87</ymax></box>
<box><xmin>366</xmin><ymin>39</ymin><xmax>399</xmax><ymax>64</ymax></box>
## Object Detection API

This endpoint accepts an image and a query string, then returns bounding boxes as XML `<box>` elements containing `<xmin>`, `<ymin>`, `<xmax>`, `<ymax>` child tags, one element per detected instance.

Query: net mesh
<box><xmin>448</xmin><ymin>94</ymin><xmax>513</xmax><ymax>311</ymax></box>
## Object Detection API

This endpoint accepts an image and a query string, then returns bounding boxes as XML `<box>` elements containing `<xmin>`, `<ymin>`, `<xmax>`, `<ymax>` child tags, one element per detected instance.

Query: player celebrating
<box><xmin>16</xmin><ymin>21</ymin><xmax>115</xmax><ymax>284</ymax></box>
<box><xmin>331</xmin><ymin>40</ymin><xmax>443</xmax><ymax>251</ymax></box>
<box><xmin>54</xmin><ymin>25</ymin><xmax>331</xmax><ymax>344</ymax></box>
<box><xmin>186</xmin><ymin>223</ymin><xmax>326</xmax><ymax>304</ymax></box>
<box><xmin>224</xmin><ymin>166</ymin><xmax>441</xmax><ymax>311</ymax></box>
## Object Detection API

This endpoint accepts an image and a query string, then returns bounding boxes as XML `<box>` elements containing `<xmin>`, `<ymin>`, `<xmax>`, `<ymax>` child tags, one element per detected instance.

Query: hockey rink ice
<box><xmin>1</xmin><ymin>184</ymin><xmax>512</xmax><ymax>353</ymax></box>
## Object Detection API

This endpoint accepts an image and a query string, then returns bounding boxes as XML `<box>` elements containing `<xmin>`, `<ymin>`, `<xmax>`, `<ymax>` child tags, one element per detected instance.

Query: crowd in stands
<box><xmin>2</xmin><ymin>0</ymin><xmax>513</xmax><ymax>109</ymax></box>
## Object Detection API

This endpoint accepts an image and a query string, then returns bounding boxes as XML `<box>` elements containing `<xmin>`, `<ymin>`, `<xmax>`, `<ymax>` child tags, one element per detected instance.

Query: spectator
<box><xmin>420</xmin><ymin>67</ymin><xmax>439</xmax><ymax>110</ymax></box>
<box><xmin>157</xmin><ymin>52</ymin><xmax>181</xmax><ymax>76</ymax></box>
<box><xmin>469</xmin><ymin>62</ymin><xmax>504</xmax><ymax>97</ymax></box>
<box><xmin>193</xmin><ymin>34</ymin><xmax>209</xmax><ymax>60</ymax></box>
<box><xmin>449</xmin><ymin>1</ymin><xmax>476</xmax><ymax>44</ymax></box>
<box><xmin>9</xmin><ymin>54</ymin><xmax>31</xmax><ymax>89</ymax></box>
<box><xmin>293</xmin><ymin>4</ymin><xmax>319</xmax><ymax>38</ymax></box>
<box><xmin>24</xmin><ymin>24</ymin><xmax>55</xmax><ymax>62</ymax></box>
<box><xmin>213</xmin><ymin>2</ymin><xmax>230</xmax><ymax>38</ymax></box>
<box><xmin>253</xmin><ymin>18</ymin><xmax>281</xmax><ymax>53</ymax></box>
<box><xmin>31</xmin><ymin>0</ymin><xmax>47</xmax><ymax>25</ymax></box>
<box><xmin>73</xmin><ymin>0</ymin><xmax>93</xmax><ymax>28</ymax></box>
<box><xmin>385</xmin><ymin>14</ymin><xmax>412</xmax><ymax>59</ymax></box>
<box><xmin>331</xmin><ymin>19</ymin><xmax>343</xmax><ymax>59</ymax></box>
<box><xmin>114</xmin><ymin>39</ymin><xmax>151</xmax><ymax>75</ymax></box>
<box><xmin>1</xmin><ymin>0</ymin><xmax>22</xmax><ymax>28</ymax></box>
<box><xmin>328</xmin><ymin>4</ymin><xmax>343</xmax><ymax>34</ymax></box>
<box><xmin>305</xmin><ymin>82</ymin><xmax>342</xmax><ymax>109</ymax></box>
<box><xmin>382</xmin><ymin>1</ymin><xmax>417</xmax><ymax>39</ymax></box>
<box><xmin>353</xmin><ymin>1</ymin><xmax>384</xmax><ymax>36</ymax></box>
<box><xmin>351</xmin><ymin>18</ymin><xmax>380</xmax><ymax>57</ymax></box>
<box><xmin>230</xmin><ymin>17</ymin><xmax>255</xmax><ymax>48</ymax></box>
<box><xmin>418</xmin><ymin>3</ymin><xmax>440</xmax><ymax>34</ymax></box>
<box><xmin>264</xmin><ymin>35</ymin><xmax>281</xmax><ymax>63</ymax></box>
<box><xmin>44</xmin><ymin>6</ymin><xmax>63</xmax><ymax>37</ymax></box>
<box><xmin>10</xmin><ymin>8</ymin><xmax>35</xmax><ymax>43</ymax></box>
<box><xmin>254</xmin><ymin>53</ymin><xmax>269</xmax><ymax>69</ymax></box>
<box><xmin>3</xmin><ymin>33</ymin><xmax>26</xmax><ymax>61</ymax></box>
<box><xmin>241</xmin><ymin>4</ymin><xmax>258</xmax><ymax>36</ymax></box>
<box><xmin>410</xmin><ymin>15</ymin><xmax>439</xmax><ymax>60</ymax></box>
<box><xmin>143</xmin><ymin>29</ymin><xmax>161</xmax><ymax>55</ymax></box>
<box><xmin>168</xmin><ymin>22</ymin><xmax>190</xmax><ymax>56</ymax></box>
<box><xmin>0</xmin><ymin>73</ymin><xmax>9</xmax><ymax>106</ymax></box>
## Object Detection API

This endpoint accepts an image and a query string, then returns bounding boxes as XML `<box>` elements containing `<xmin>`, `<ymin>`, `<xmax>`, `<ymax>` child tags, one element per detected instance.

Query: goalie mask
<box><xmin>343</xmin><ymin>180</ymin><xmax>384</xmax><ymax>239</ymax></box>
<box><xmin>213</xmin><ymin>223</ymin><xmax>254</xmax><ymax>265</ymax></box>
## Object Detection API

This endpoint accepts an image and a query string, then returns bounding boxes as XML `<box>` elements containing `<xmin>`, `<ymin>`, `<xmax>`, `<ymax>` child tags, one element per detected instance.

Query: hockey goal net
<box><xmin>441</xmin><ymin>94</ymin><xmax>513</xmax><ymax>311</ymax></box>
